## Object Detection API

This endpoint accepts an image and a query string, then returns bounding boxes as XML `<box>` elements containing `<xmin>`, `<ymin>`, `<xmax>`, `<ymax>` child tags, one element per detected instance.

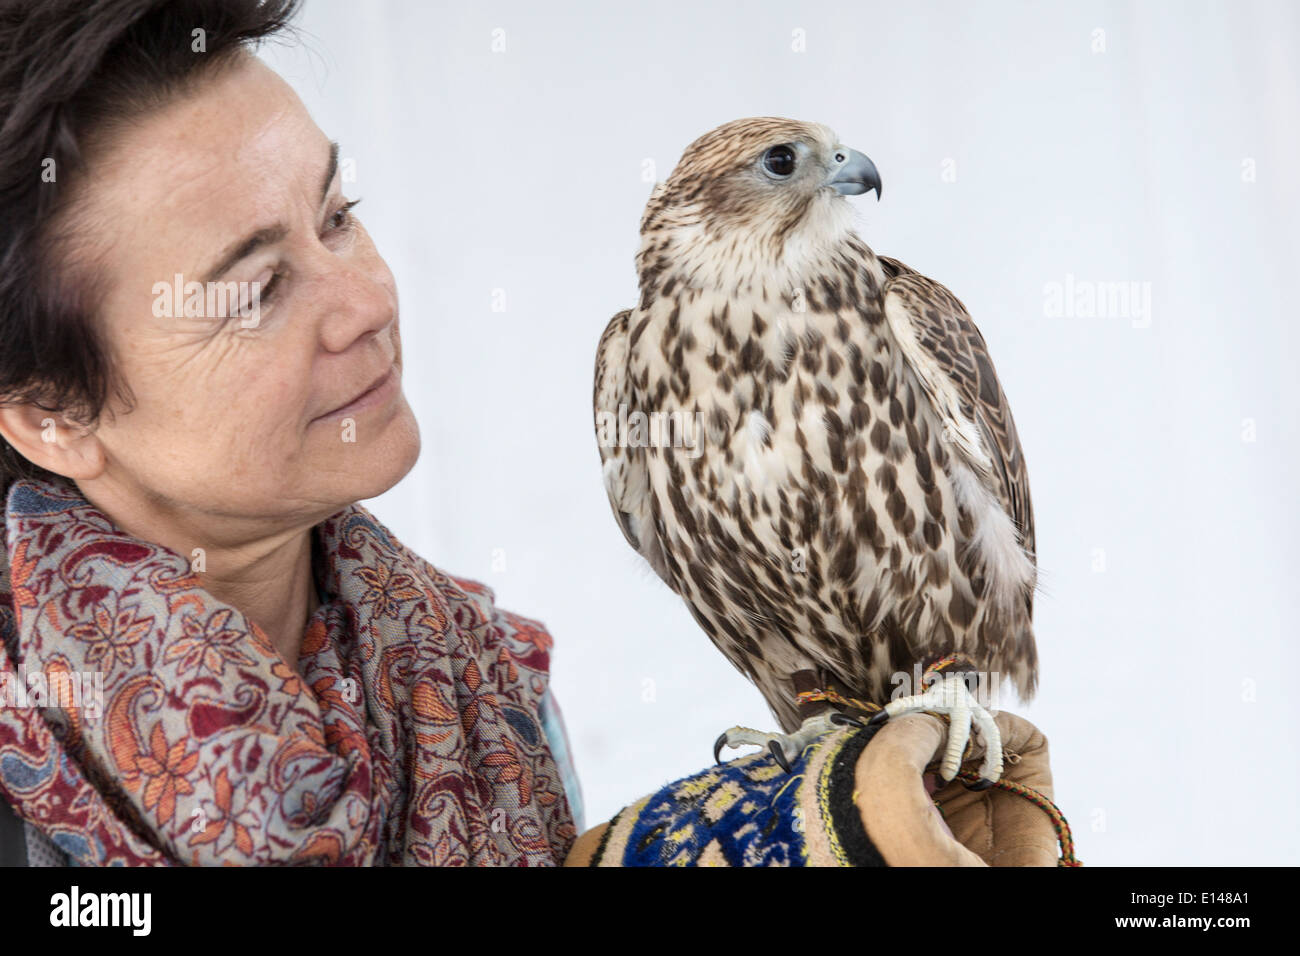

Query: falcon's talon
<box><xmin>965</xmin><ymin>776</ymin><xmax>996</xmax><ymax>792</ymax></box>
<box><xmin>868</xmin><ymin>709</ymin><xmax>890</xmax><ymax>727</ymax></box>
<box><xmin>768</xmin><ymin>740</ymin><xmax>792</xmax><ymax>773</ymax></box>
<box><xmin>828</xmin><ymin>712</ymin><xmax>865</xmax><ymax>729</ymax></box>
<box><xmin>712</xmin><ymin>712</ymin><xmax>840</xmax><ymax>770</ymax></box>
<box><xmin>713</xmin><ymin>732</ymin><xmax>729</xmax><ymax>765</ymax></box>
<box><xmin>878</xmin><ymin>672</ymin><xmax>1005</xmax><ymax>785</ymax></box>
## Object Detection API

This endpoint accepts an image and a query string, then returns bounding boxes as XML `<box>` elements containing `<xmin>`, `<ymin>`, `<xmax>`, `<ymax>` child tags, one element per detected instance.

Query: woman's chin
<box><xmin>331</xmin><ymin>403</ymin><xmax>421</xmax><ymax>502</ymax></box>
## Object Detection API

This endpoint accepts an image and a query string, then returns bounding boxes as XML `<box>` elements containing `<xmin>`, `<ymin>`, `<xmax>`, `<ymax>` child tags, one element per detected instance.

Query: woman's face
<box><xmin>61</xmin><ymin>54</ymin><xmax>419</xmax><ymax>531</ymax></box>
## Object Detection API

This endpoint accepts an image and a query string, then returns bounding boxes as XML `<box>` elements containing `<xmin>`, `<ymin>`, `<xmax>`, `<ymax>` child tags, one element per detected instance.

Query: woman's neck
<box><xmin>194</xmin><ymin>530</ymin><xmax>320</xmax><ymax>671</ymax></box>
<box><xmin>75</xmin><ymin>477</ymin><xmax>322</xmax><ymax>672</ymax></box>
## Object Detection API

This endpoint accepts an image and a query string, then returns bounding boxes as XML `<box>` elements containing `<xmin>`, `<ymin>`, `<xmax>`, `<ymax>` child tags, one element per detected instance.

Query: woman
<box><xmin>0</xmin><ymin>0</ymin><xmax>580</xmax><ymax>865</ymax></box>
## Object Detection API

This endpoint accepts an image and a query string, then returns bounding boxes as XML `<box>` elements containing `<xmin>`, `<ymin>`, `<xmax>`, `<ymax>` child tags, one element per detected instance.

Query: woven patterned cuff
<box><xmin>587</xmin><ymin>724</ymin><xmax>887</xmax><ymax>866</ymax></box>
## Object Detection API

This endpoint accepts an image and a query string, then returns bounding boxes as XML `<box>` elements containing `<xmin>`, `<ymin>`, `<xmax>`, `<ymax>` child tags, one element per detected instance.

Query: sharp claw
<box><xmin>829</xmin><ymin>712</ymin><xmax>865</xmax><ymax>729</ymax></box>
<box><xmin>964</xmin><ymin>776</ymin><xmax>997</xmax><ymax>792</ymax></box>
<box><xmin>868</xmin><ymin>709</ymin><xmax>889</xmax><ymax>727</ymax></box>
<box><xmin>768</xmin><ymin>740</ymin><xmax>792</xmax><ymax>773</ymax></box>
<box><xmin>713</xmin><ymin>732</ymin><xmax>729</xmax><ymax>765</ymax></box>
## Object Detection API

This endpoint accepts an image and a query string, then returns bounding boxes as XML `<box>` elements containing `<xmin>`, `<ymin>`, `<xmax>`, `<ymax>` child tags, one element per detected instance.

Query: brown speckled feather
<box><xmin>877</xmin><ymin>255</ymin><xmax>1036</xmax><ymax>614</ymax></box>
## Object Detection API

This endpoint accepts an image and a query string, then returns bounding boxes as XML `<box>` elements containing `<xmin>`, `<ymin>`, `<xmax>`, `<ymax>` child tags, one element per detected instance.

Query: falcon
<box><xmin>594</xmin><ymin>117</ymin><xmax>1038</xmax><ymax>788</ymax></box>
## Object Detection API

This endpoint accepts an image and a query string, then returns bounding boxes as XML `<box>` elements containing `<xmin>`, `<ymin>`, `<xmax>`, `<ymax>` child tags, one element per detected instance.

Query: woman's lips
<box><xmin>314</xmin><ymin>363</ymin><xmax>398</xmax><ymax>422</ymax></box>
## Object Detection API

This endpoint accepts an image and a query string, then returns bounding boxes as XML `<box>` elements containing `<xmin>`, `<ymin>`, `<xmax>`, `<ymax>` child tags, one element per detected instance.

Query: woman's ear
<box><xmin>0</xmin><ymin>403</ymin><xmax>106</xmax><ymax>481</ymax></box>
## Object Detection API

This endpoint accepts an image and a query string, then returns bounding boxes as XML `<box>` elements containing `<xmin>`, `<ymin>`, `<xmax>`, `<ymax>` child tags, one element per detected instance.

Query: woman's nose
<box><xmin>313</xmin><ymin>254</ymin><xmax>397</xmax><ymax>354</ymax></box>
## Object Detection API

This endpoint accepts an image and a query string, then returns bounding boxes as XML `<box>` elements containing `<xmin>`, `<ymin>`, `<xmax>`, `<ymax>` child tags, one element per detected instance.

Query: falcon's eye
<box><xmin>762</xmin><ymin>144</ymin><xmax>797</xmax><ymax>179</ymax></box>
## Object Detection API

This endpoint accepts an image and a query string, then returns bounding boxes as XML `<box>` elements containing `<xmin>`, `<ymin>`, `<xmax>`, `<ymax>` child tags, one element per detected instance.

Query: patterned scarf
<box><xmin>0</xmin><ymin>476</ymin><xmax>576</xmax><ymax>865</ymax></box>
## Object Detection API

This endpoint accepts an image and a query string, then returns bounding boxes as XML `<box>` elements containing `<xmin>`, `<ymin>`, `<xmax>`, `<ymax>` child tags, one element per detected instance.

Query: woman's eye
<box><xmin>225</xmin><ymin>199</ymin><xmax>363</xmax><ymax>327</ymax></box>
<box><xmin>762</xmin><ymin>144</ymin><xmax>797</xmax><ymax>178</ymax></box>
<box><xmin>258</xmin><ymin>273</ymin><xmax>281</xmax><ymax>302</ymax></box>
<box><xmin>230</xmin><ymin>271</ymin><xmax>281</xmax><ymax>321</ymax></box>
<box><xmin>327</xmin><ymin>197</ymin><xmax>362</xmax><ymax>232</ymax></box>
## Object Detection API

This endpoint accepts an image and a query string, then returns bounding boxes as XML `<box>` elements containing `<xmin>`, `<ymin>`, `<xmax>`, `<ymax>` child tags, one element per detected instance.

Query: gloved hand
<box><xmin>565</xmin><ymin>709</ymin><xmax>1073</xmax><ymax>867</ymax></box>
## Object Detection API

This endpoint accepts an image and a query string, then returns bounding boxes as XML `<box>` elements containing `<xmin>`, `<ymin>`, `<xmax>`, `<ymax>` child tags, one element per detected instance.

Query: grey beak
<box><xmin>825</xmin><ymin>147</ymin><xmax>882</xmax><ymax>199</ymax></box>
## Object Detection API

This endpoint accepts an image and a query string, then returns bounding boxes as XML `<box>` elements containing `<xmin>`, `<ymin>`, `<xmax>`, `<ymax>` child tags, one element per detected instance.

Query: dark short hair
<box><xmin>0</xmin><ymin>0</ymin><xmax>301</xmax><ymax>493</ymax></box>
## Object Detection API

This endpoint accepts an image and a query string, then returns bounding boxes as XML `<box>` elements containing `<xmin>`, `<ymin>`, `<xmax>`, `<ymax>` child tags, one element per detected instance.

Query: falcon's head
<box><xmin>638</xmin><ymin>117</ymin><xmax>881</xmax><ymax>298</ymax></box>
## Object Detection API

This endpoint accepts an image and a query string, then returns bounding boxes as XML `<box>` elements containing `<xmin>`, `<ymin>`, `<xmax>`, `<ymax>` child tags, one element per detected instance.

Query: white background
<box><xmin>260</xmin><ymin>0</ymin><xmax>1299</xmax><ymax>865</ymax></box>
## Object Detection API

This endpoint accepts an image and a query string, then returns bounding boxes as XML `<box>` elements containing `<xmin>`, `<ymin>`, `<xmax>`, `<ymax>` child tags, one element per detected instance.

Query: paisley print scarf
<box><xmin>0</xmin><ymin>476</ymin><xmax>576</xmax><ymax>865</ymax></box>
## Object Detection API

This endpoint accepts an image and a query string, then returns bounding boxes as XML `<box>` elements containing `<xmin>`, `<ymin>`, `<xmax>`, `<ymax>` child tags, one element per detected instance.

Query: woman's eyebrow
<box><xmin>319</xmin><ymin>140</ymin><xmax>340</xmax><ymax>204</ymax></box>
<box><xmin>200</xmin><ymin>224</ymin><xmax>290</xmax><ymax>286</ymax></box>
<box><xmin>199</xmin><ymin>140</ymin><xmax>341</xmax><ymax>285</ymax></box>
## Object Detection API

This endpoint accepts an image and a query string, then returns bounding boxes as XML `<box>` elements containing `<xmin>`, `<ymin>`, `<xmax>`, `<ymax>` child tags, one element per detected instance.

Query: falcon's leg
<box><xmin>713</xmin><ymin>711</ymin><xmax>862</xmax><ymax>772</ymax></box>
<box><xmin>868</xmin><ymin>672</ymin><xmax>1003</xmax><ymax>789</ymax></box>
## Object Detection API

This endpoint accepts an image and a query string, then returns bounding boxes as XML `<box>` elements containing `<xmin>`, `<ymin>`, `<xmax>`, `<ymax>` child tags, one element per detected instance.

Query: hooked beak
<box><xmin>824</xmin><ymin>147</ymin><xmax>882</xmax><ymax>199</ymax></box>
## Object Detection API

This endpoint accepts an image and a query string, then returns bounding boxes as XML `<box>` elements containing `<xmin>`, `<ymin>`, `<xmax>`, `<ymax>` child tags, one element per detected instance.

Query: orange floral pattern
<box><xmin>0</xmin><ymin>477</ymin><xmax>576</xmax><ymax>866</ymax></box>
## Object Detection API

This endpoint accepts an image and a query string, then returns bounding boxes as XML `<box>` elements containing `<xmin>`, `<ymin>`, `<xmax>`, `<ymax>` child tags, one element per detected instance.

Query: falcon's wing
<box><xmin>594</xmin><ymin>309</ymin><xmax>673</xmax><ymax>587</ymax></box>
<box><xmin>878</xmin><ymin>256</ymin><xmax>1036</xmax><ymax>610</ymax></box>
